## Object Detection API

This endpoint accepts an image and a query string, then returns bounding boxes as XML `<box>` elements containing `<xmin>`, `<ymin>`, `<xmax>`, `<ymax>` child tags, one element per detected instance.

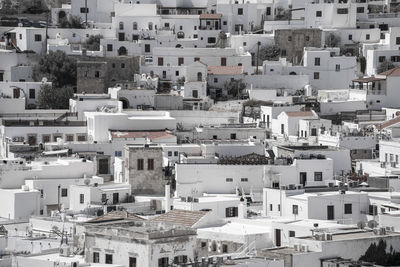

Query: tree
<box><xmin>86</xmin><ymin>35</ymin><xmax>102</xmax><ymax>51</ymax></box>
<box><xmin>224</xmin><ymin>79</ymin><xmax>246</xmax><ymax>98</ymax></box>
<box><xmin>377</xmin><ymin>61</ymin><xmax>396</xmax><ymax>74</ymax></box>
<box><xmin>38</xmin><ymin>84</ymin><xmax>74</xmax><ymax>109</ymax></box>
<box><xmin>59</xmin><ymin>15</ymin><xmax>84</xmax><ymax>29</ymax></box>
<box><xmin>325</xmin><ymin>33</ymin><xmax>341</xmax><ymax>47</ymax></box>
<box><xmin>33</xmin><ymin>50</ymin><xmax>77</xmax><ymax>88</ymax></box>
<box><xmin>258</xmin><ymin>45</ymin><xmax>281</xmax><ymax>61</ymax></box>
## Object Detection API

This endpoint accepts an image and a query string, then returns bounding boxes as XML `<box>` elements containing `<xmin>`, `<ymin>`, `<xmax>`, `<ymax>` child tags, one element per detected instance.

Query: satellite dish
<box><xmin>367</xmin><ymin>220</ymin><xmax>378</xmax><ymax>229</ymax></box>
<box><xmin>357</xmin><ymin>221</ymin><xmax>366</xmax><ymax>229</ymax></box>
<box><xmin>41</xmin><ymin>77</ymin><xmax>48</xmax><ymax>83</ymax></box>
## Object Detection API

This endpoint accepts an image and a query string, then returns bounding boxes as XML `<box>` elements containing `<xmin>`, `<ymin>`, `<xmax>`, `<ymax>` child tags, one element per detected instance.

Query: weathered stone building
<box><xmin>77</xmin><ymin>56</ymin><xmax>141</xmax><ymax>94</ymax></box>
<box><xmin>125</xmin><ymin>144</ymin><xmax>166</xmax><ymax>195</ymax></box>
<box><xmin>275</xmin><ymin>29</ymin><xmax>322</xmax><ymax>65</ymax></box>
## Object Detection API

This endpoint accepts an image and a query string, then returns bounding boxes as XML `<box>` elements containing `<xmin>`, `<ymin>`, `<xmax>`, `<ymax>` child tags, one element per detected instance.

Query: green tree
<box><xmin>258</xmin><ymin>45</ymin><xmax>281</xmax><ymax>61</ymax></box>
<box><xmin>86</xmin><ymin>35</ymin><xmax>102</xmax><ymax>51</ymax></box>
<box><xmin>59</xmin><ymin>15</ymin><xmax>84</xmax><ymax>29</ymax></box>
<box><xmin>378</xmin><ymin>61</ymin><xmax>396</xmax><ymax>74</ymax></box>
<box><xmin>38</xmin><ymin>84</ymin><xmax>74</xmax><ymax>109</ymax></box>
<box><xmin>325</xmin><ymin>33</ymin><xmax>341</xmax><ymax>47</ymax></box>
<box><xmin>33</xmin><ymin>50</ymin><xmax>77</xmax><ymax>88</ymax></box>
<box><xmin>224</xmin><ymin>79</ymin><xmax>246</xmax><ymax>98</ymax></box>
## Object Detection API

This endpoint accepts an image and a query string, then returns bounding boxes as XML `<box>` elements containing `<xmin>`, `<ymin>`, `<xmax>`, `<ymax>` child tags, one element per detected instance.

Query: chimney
<box><xmin>165</xmin><ymin>184</ymin><xmax>171</xmax><ymax>212</ymax></box>
<box><xmin>238</xmin><ymin>201</ymin><xmax>247</xmax><ymax>219</ymax></box>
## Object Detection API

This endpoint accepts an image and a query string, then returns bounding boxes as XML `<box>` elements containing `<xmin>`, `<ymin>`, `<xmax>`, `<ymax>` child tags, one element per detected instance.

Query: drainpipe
<box><xmin>165</xmin><ymin>184</ymin><xmax>171</xmax><ymax>212</ymax></box>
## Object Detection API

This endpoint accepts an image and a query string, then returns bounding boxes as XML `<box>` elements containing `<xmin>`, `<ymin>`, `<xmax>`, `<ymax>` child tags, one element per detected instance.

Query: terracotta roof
<box><xmin>285</xmin><ymin>111</ymin><xmax>315</xmax><ymax>117</ymax></box>
<box><xmin>208</xmin><ymin>66</ymin><xmax>244</xmax><ymax>75</ymax></box>
<box><xmin>152</xmin><ymin>209</ymin><xmax>208</xmax><ymax>227</ymax></box>
<box><xmin>199</xmin><ymin>13</ymin><xmax>222</xmax><ymax>19</ymax></box>
<box><xmin>378</xmin><ymin>116</ymin><xmax>400</xmax><ymax>130</ymax></box>
<box><xmin>378</xmin><ymin>67</ymin><xmax>400</xmax><ymax>77</ymax></box>
<box><xmin>352</xmin><ymin>77</ymin><xmax>385</xmax><ymax>83</ymax></box>
<box><xmin>86</xmin><ymin>211</ymin><xmax>144</xmax><ymax>223</ymax></box>
<box><xmin>110</xmin><ymin>130</ymin><xmax>175</xmax><ymax>140</ymax></box>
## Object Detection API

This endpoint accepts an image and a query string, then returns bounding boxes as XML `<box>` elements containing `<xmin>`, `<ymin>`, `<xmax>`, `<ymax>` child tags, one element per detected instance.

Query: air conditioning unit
<box><xmin>59</xmin><ymin>245</ymin><xmax>71</xmax><ymax>257</ymax></box>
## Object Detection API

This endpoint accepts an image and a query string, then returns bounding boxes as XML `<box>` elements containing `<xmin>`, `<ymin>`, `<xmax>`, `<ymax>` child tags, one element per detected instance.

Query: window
<box><xmin>174</xmin><ymin>151</ymin><xmax>178</xmax><ymax>156</ymax></box>
<box><xmin>119</xmin><ymin>22</ymin><xmax>124</xmax><ymax>30</ymax></box>
<box><xmin>101</xmin><ymin>193</ymin><xmax>107</xmax><ymax>203</ymax></box>
<box><xmin>105</xmin><ymin>254</ymin><xmax>113</xmax><ymax>264</ymax></box>
<box><xmin>137</xmin><ymin>159</ymin><xmax>144</xmax><ymax>170</ymax></box>
<box><xmin>314</xmin><ymin>172</ymin><xmax>323</xmax><ymax>181</ymax></box>
<box><xmin>226</xmin><ymin>207</ymin><xmax>238</xmax><ymax>217</ymax></box>
<box><xmin>95</xmin><ymin>71</ymin><xmax>100</xmax><ymax>78</ymax></box>
<box><xmin>281</xmin><ymin>124</ymin><xmax>284</xmax><ymax>134</ymax></box>
<box><xmin>241</xmin><ymin>178</ymin><xmax>248</xmax><ymax>182</ymax></box>
<box><xmin>133</xmin><ymin>22</ymin><xmax>137</xmax><ymax>30</ymax></box>
<box><xmin>80</xmin><ymin>7</ymin><xmax>89</xmax><ymax>13</ymax></box>
<box><xmin>337</xmin><ymin>8</ymin><xmax>348</xmax><ymax>14</ymax></box>
<box><xmin>230</xmin><ymin>133</ymin><xmax>236</xmax><ymax>139</ymax></box>
<box><xmin>174</xmin><ymin>256</ymin><xmax>187</xmax><ymax>264</ymax></box>
<box><xmin>167</xmin><ymin>151</ymin><xmax>172</xmax><ymax>157</ymax></box>
<box><xmin>98</xmin><ymin>158</ymin><xmax>109</xmax><ymax>175</ymax></box>
<box><xmin>288</xmin><ymin>36</ymin><xmax>292</xmax><ymax>42</ymax></box>
<box><xmin>316</xmin><ymin>10</ymin><xmax>322</xmax><ymax>17</ymax></box>
<box><xmin>344</xmin><ymin>203</ymin><xmax>352</xmax><ymax>214</ymax></box>
<box><xmin>222</xmin><ymin>244</ymin><xmax>228</xmax><ymax>253</ymax></box>
<box><xmin>129</xmin><ymin>257</ymin><xmax>137</xmax><ymax>267</ymax></box>
<box><xmin>392</xmin><ymin>56</ymin><xmax>400</xmax><ymax>62</ymax></box>
<box><xmin>266</xmin><ymin>7</ymin><xmax>271</xmax><ymax>15</ymax></box>
<box><xmin>29</xmin><ymin>89</ymin><xmax>35</xmax><ymax>99</ymax></box>
<box><xmin>192</xmin><ymin>90</ymin><xmax>198</xmax><ymax>98</ymax></box>
<box><xmin>42</xmin><ymin>135</ymin><xmax>50</xmax><ymax>143</ymax></box>
<box><xmin>40</xmin><ymin>189</ymin><xmax>44</xmax><ymax>198</ymax></box>
<box><xmin>148</xmin><ymin>22</ymin><xmax>153</xmax><ymax>30</ymax></box>
<box><xmin>238</xmin><ymin>8</ymin><xmax>243</xmax><ymax>15</ymax></box>
<box><xmin>348</xmin><ymin>34</ymin><xmax>352</xmax><ymax>40</ymax></box>
<box><xmin>397</xmin><ymin>37</ymin><xmax>400</xmax><ymax>45</ymax></box>
<box><xmin>221</xmin><ymin>57</ymin><xmax>227</xmax><ymax>66</ymax></box>
<box><xmin>379</xmin><ymin>56</ymin><xmax>386</xmax><ymax>63</ymax></box>
<box><xmin>369</xmin><ymin>205</ymin><xmax>378</xmax><ymax>215</ymax></box>
<box><xmin>270</xmin><ymin>204</ymin><xmax>273</xmax><ymax>211</ymax></box>
<box><xmin>336</xmin><ymin>64</ymin><xmax>340</xmax><ymax>71</ymax></box>
<box><xmin>194</xmin><ymin>57</ymin><xmax>200</xmax><ymax>62</ymax></box>
<box><xmin>175</xmin><ymin>71</ymin><xmax>179</xmax><ymax>76</ymax></box>
<box><xmin>80</xmin><ymin>194</ymin><xmax>84</xmax><ymax>204</ymax></box>
<box><xmin>158</xmin><ymin>57</ymin><xmax>164</xmax><ymax>66</ymax></box>
<box><xmin>314</xmin><ymin>72</ymin><xmax>320</xmax><ymax>80</ymax></box>
<box><xmin>201</xmin><ymin>241</ymin><xmax>207</xmax><ymax>248</ymax></box>
<box><xmin>366</xmin><ymin>34</ymin><xmax>370</xmax><ymax>40</ymax></box>
<box><xmin>292</xmin><ymin>205</ymin><xmax>298</xmax><ymax>215</ymax></box>
<box><xmin>213</xmin><ymin>135</ymin><xmax>218</xmax><ymax>140</ymax></box>
<box><xmin>158</xmin><ymin>257</ymin><xmax>168</xmax><ymax>267</ymax></box>
<box><xmin>77</xmin><ymin>135</ymin><xmax>87</xmax><ymax>141</ymax></box>
<box><xmin>226</xmin><ymin>178</ymin><xmax>233</xmax><ymax>182</ymax></box>
<box><xmin>243</xmin><ymin>42</ymin><xmax>247</xmax><ymax>46</ymax></box>
<box><xmin>314</xmin><ymin>57</ymin><xmax>320</xmax><ymax>66</ymax></box>
<box><xmin>289</xmin><ymin>231</ymin><xmax>295</xmax><ymax>237</ymax></box>
<box><xmin>305</xmin><ymin>36</ymin><xmax>310</xmax><ymax>42</ymax></box>
<box><xmin>93</xmin><ymin>252</ymin><xmax>100</xmax><ymax>263</ymax></box>
<box><xmin>214</xmin><ymin>78</ymin><xmax>218</xmax><ymax>83</ymax></box>
<box><xmin>357</xmin><ymin>7</ymin><xmax>365</xmax><ymax>13</ymax></box>
<box><xmin>34</xmin><ymin>34</ymin><xmax>42</xmax><ymax>41</ymax></box>
<box><xmin>145</xmin><ymin>44</ymin><xmax>150</xmax><ymax>53</ymax></box>
<box><xmin>148</xmin><ymin>159</ymin><xmax>154</xmax><ymax>170</ymax></box>
<box><xmin>281</xmin><ymin>49</ymin><xmax>286</xmax><ymax>57</ymax></box>
<box><xmin>178</xmin><ymin>57</ymin><xmax>184</xmax><ymax>66</ymax></box>
<box><xmin>61</xmin><ymin>188</ymin><xmax>68</xmax><ymax>198</ymax></box>
<box><xmin>207</xmin><ymin>37</ymin><xmax>216</xmax><ymax>43</ymax></box>
<box><xmin>118</xmin><ymin>32</ymin><xmax>125</xmax><ymax>41</ymax></box>
<box><xmin>278</xmin><ymin>204</ymin><xmax>280</xmax><ymax>211</ymax></box>
<box><xmin>223</xmin><ymin>21</ymin><xmax>227</xmax><ymax>25</ymax></box>
<box><xmin>107</xmin><ymin>44</ymin><xmax>113</xmax><ymax>51</ymax></box>
<box><xmin>115</xmin><ymin>151</ymin><xmax>122</xmax><ymax>157</ymax></box>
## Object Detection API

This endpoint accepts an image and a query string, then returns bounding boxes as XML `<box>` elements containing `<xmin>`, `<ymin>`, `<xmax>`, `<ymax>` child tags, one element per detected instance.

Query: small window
<box><xmin>379</xmin><ymin>56</ymin><xmax>386</xmax><ymax>63</ymax></box>
<box><xmin>158</xmin><ymin>57</ymin><xmax>164</xmax><ymax>66</ymax></box>
<box><xmin>396</xmin><ymin>37</ymin><xmax>400</xmax><ymax>45</ymax></box>
<box><xmin>225</xmin><ymin>207</ymin><xmax>238</xmax><ymax>217</ymax></box>
<box><xmin>137</xmin><ymin>159</ymin><xmax>144</xmax><ymax>170</ymax></box>
<box><xmin>238</xmin><ymin>8</ymin><xmax>243</xmax><ymax>15</ymax></box>
<box><xmin>337</xmin><ymin>8</ymin><xmax>348</xmax><ymax>14</ymax></box>
<box><xmin>314</xmin><ymin>57</ymin><xmax>320</xmax><ymax>66</ymax></box>
<box><xmin>105</xmin><ymin>254</ymin><xmax>113</xmax><ymax>264</ymax></box>
<box><xmin>194</xmin><ymin>57</ymin><xmax>200</xmax><ymax>62</ymax></box>
<box><xmin>348</xmin><ymin>34</ymin><xmax>352</xmax><ymax>40</ymax></box>
<box><xmin>79</xmin><ymin>194</ymin><xmax>84</xmax><ymax>204</ymax></box>
<box><xmin>29</xmin><ymin>89</ymin><xmax>35</xmax><ymax>99</ymax></box>
<box><xmin>241</xmin><ymin>178</ymin><xmax>248</xmax><ymax>182</ymax></box>
<box><xmin>119</xmin><ymin>22</ymin><xmax>124</xmax><ymax>30</ymax></box>
<box><xmin>93</xmin><ymin>252</ymin><xmax>100</xmax><ymax>263</ymax></box>
<box><xmin>115</xmin><ymin>151</ymin><xmax>122</xmax><ymax>157</ymax></box>
<box><xmin>226</xmin><ymin>178</ymin><xmax>233</xmax><ymax>182</ymax></box>
<box><xmin>366</xmin><ymin>34</ymin><xmax>370</xmax><ymax>40</ymax></box>
<box><xmin>243</xmin><ymin>42</ymin><xmax>247</xmax><ymax>46</ymax></box>
<box><xmin>201</xmin><ymin>242</ymin><xmax>207</xmax><ymax>248</ymax></box>
<box><xmin>174</xmin><ymin>151</ymin><xmax>178</xmax><ymax>156</ymax></box>
<box><xmin>222</xmin><ymin>244</ymin><xmax>228</xmax><ymax>253</ymax></box>
<box><xmin>80</xmin><ymin>7</ymin><xmax>89</xmax><ymax>13</ymax></box>
<box><xmin>121</xmin><ymin>63</ymin><xmax>125</xmax><ymax>68</ymax></box>
<box><xmin>344</xmin><ymin>203</ymin><xmax>352</xmax><ymax>214</ymax></box>
<box><xmin>230</xmin><ymin>133</ymin><xmax>236</xmax><ymax>139</ymax></box>
<box><xmin>61</xmin><ymin>188</ymin><xmax>68</xmax><ymax>197</ymax></box>
<box><xmin>213</xmin><ymin>135</ymin><xmax>218</xmax><ymax>140</ymax></box>
<box><xmin>289</xmin><ymin>231</ymin><xmax>295</xmax><ymax>237</ymax></box>
<box><xmin>335</xmin><ymin>64</ymin><xmax>340</xmax><ymax>71</ymax></box>
<box><xmin>168</xmin><ymin>151</ymin><xmax>172</xmax><ymax>157</ymax></box>
<box><xmin>314</xmin><ymin>172</ymin><xmax>323</xmax><ymax>181</ymax></box>
<box><xmin>145</xmin><ymin>44</ymin><xmax>151</xmax><ymax>53</ymax></box>
<box><xmin>292</xmin><ymin>205</ymin><xmax>298</xmax><ymax>215</ymax></box>
<box><xmin>316</xmin><ymin>10</ymin><xmax>322</xmax><ymax>17</ymax></box>
<box><xmin>148</xmin><ymin>158</ymin><xmax>154</xmax><ymax>170</ymax></box>
<box><xmin>175</xmin><ymin>70</ymin><xmax>179</xmax><ymax>76</ymax></box>
<box><xmin>357</xmin><ymin>7</ymin><xmax>365</xmax><ymax>13</ymax></box>
<box><xmin>305</xmin><ymin>36</ymin><xmax>310</xmax><ymax>42</ymax></box>
<box><xmin>207</xmin><ymin>37</ymin><xmax>216</xmax><ymax>43</ymax></box>
<box><xmin>178</xmin><ymin>57</ymin><xmax>184</xmax><ymax>66</ymax></box>
<box><xmin>221</xmin><ymin>57</ymin><xmax>227</xmax><ymax>66</ymax></box>
<box><xmin>133</xmin><ymin>22</ymin><xmax>138</xmax><ymax>30</ymax></box>
<box><xmin>95</xmin><ymin>71</ymin><xmax>100</xmax><ymax>78</ymax></box>
<box><xmin>34</xmin><ymin>34</ymin><xmax>42</xmax><ymax>42</ymax></box>
<box><xmin>214</xmin><ymin>78</ymin><xmax>218</xmax><ymax>83</ymax></box>
<box><xmin>288</xmin><ymin>36</ymin><xmax>292</xmax><ymax>42</ymax></box>
<box><xmin>107</xmin><ymin>44</ymin><xmax>113</xmax><ymax>51</ymax></box>
<box><xmin>314</xmin><ymin>72</ymin><xmax>320</xmax><ymax>80</ymax></box>
<box><xmin>270</xmin><ymin>204</ymin><xmax>273</xmax><ymax>211</ymax></box>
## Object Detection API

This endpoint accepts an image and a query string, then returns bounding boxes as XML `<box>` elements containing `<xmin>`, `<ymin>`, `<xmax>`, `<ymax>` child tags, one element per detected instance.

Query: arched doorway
<box><xmin>289</xmin><ymin>71</ymin><xmax>297</xmax><ymax>75</ymax></box>
<box><xmin>58</xmin><ymin>11</ymin><xmax>66</xmax><ymax>21</ymax></box>
<box><xmin>118</xmin><ymin>46</ymin><xmax>127</xmax><ymax>56</ymax></box>
<box><xmin>119</xmin><ymin>98</ymin><xmax>129</xmax><ymax>109</ymax></box>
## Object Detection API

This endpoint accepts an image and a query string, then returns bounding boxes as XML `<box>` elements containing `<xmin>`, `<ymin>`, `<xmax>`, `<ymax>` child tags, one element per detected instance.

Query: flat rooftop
<box><xmin>300</xmin><ymin>230</ymin><xmax>400</xmax><ymax>241</ymax></box>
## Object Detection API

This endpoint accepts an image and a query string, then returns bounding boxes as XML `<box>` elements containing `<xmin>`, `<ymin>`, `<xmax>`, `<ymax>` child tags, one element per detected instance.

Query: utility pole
<box><xmin>57</xmin><ymin>185</ymin><xmax>61</xmax><ymax>211</ymax></box>
<box><xmin>45</xmin><ymin>10</ymin><xmax>49</xmax><ymax>54</ymax></box>
<box><xmin>85</xmin><ymin>0</ymin><xmax>88</xmax><ymax>28</ymax></box>
<box><xmin>256</xmin><ymin>41</ymin><xmax>261</xmax><ymax>75</ymax></box>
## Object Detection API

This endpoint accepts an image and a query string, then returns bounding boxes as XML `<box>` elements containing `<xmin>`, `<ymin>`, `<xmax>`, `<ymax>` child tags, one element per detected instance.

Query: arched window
<box><xmin>197</xmin><ymin>72</ymin><xmax>202</xmax><ymax>82</ymax></box>
<box><xmin>148</xmin><ymin>22</ymin><xmax>153</xmax><ymax>30</ymax></box>
<box><xmin>118</xmin><ymin>46</ymin><xmax>127</xmax><ymax>56</ymax></box>
<box><xmin>119</xmin><ymin>22</ymin><xmax>124</xmax><ymax>30</ymax></box>
<box><xmin>133</xmin><ymin>22</ymin><xmax>137</xmax><ymax>30</ymax></box>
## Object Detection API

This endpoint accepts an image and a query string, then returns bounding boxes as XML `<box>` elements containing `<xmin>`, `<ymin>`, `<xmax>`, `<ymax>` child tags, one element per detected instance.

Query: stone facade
<box><xmin>125</xmin><ymin>145</ymin><xmax>166</xmax><ymax>195</ymax></box>
<box><xmin>275</xmin><ymin>29</ymin><xmax>322</xmax><ymax>65</ymax></box>
<box><xmin>77</xmin><ymin>56</ymin><xmax>141</xmax><ymax>94</ymax></box>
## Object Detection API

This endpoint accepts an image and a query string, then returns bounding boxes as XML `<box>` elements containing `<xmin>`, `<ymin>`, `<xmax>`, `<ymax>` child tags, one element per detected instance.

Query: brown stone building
<box><xmin>275</xmin><ymin>29</ymin><xmax>322</xmax><ymax>65</ymax></box>
<box><xmin>77</xmin><ymin>56</ymin><xmax>141</xmax><ymax>94</ymax></box>
<box><xmin>124</xmin><ymin>144</ymin><xmax>166</xmax><ymax>195</ymax></box>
